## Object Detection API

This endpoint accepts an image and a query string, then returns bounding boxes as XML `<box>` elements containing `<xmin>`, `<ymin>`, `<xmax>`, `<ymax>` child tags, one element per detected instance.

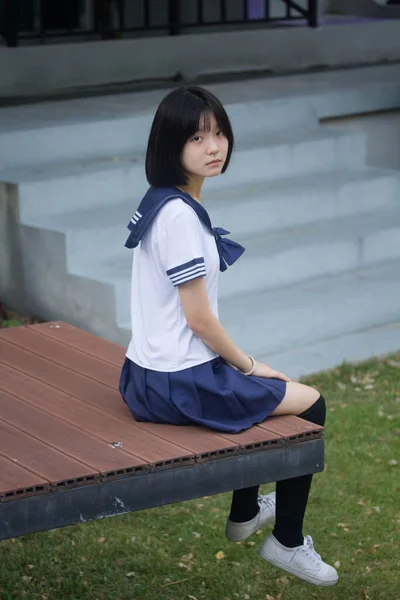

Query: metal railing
<box><xmin>1</xmin><ymin>1</ymin><xmax>318</xmax><ymax>47</ymax></box>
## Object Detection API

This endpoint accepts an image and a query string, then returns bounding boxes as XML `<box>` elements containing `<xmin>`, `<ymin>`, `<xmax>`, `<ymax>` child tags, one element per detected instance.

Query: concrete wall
<box><xmin>0</xmin><ymin>183</ymin><xmax>27</xmax><ymax>314</ymax></box>
<box><xmin>1</xmin><ymin>19</ymin><xmax>400</xmax><ymax>100</ymax></box>
<box><xmin>329</xmin><ymin>0</ymin><xmax>400</xmax><ymax>16</ymax></box>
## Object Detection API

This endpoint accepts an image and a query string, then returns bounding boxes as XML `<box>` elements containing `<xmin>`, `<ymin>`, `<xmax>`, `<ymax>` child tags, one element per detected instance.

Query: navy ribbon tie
<box><xmin>213</xmin><ymin>227</ymin><xmax>245</xmax><ymax>272</ymax></box>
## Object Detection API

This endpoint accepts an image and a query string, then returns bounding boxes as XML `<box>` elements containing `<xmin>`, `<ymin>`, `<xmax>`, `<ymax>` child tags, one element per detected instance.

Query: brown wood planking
<box><xmin>0</xmin><ymin>341</ymin><xmax>252</xmax><ymax>456</ymax></box>
<box><xmin>259</xmin><ymin>415</ymin><xmax>323</xmax><ymax>439</ymax></box>
<box><xmin>0</xmin><ymin>454</ymin><xmax>49</xmax><ymax>492</ymax></box>
<box><xmin>0</xmin><ymin>419</ymin><xmax>97</xmax><ymax>487</ymax></box>
<box><xmin>28</xmin><ymin>322</ymin><xmax>125</xmax><ymax>366</ymax></box>
<box><xmin>0</xmin><ymin>389</ymin><xmax>146</xmax><ymax>474</ymax></box>
<box><xmin>0</xmin><ymin>364</ymin><xmax>204</xmax><ymax>463</ymax></box>
<box><xmin>0</xmin><ymin>322</ymin><xmax>324</xmax><ymax>502</ymax></box>
<box><xmin>219</xmin><ymin>425</ymin><xmax>285</xmax><ymax>447</ymax></box>
<box><xmin>2</xmin><ymin>326</ymin><xmax>120</xmax><ymax>389</ymax></box>
<box><xmin>10</xmin><ymin>325</ymin><xmax>322</xmax><ymax>442</ymax></box>
<box><xmin>0</xmin><ymin>454</ymin><xmax>49</xmax><ymax>497</ymax></box>
<box><xmin>0</xmin><ymin>360</ymin><xmax>132</xmax><ymax>423</ymax></box>
<box><xmin>0</xmin><ymin>338</ymin><xmax>131</xmax><ymax>422</ymax></box>
<box><xmin>134</xmin><ymin>421</ymin><xmax>242</xmax><ymax>455</ymax></box>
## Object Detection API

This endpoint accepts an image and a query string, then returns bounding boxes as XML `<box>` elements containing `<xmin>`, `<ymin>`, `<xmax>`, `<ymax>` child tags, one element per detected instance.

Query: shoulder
<box><xmin>156</xmin><ymin>197</ymin><xmax>200</xmax><ymax>230</ymax></box>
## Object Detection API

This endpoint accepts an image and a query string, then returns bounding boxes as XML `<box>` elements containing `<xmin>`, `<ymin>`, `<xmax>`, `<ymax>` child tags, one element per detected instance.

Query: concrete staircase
<box><xmin>1</xmin><ymin>64</ymin><xmax>400</xmax><ymax>378</ymax></box>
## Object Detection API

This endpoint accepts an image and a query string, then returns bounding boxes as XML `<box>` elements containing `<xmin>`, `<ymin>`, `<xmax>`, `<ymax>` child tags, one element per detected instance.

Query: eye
<box><xmin>192</xmin><ymin>135</ymin><xmax>202</xmax><ymax>142</ymax></box>
<box><xmin>216</xmin><ymin>130</ymin><xmax>224</xmax><ymax>137</ymax></box>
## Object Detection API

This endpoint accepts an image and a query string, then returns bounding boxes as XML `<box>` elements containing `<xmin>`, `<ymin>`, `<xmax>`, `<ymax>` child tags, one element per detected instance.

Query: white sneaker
<box><xmin>225</xmin><ymin>492</ymin><xmax>276</xmax><ymax>542</ymax></box>
<box><xmin>258</xmin><ymin>533</ymin><xmax>338</xmax><ymax>587</ymax></box>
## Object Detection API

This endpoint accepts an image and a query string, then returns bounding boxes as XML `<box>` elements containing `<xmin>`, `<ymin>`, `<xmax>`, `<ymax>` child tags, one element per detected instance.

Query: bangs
<box><xmin>145</xmin><ymin>85</ymin><xmax>234</xmax><ymax>187</ymax></box>
<box><xmin>180</xmin><ymin>92</ymin><xmax>230</xmax><ymax>139</ymax></box>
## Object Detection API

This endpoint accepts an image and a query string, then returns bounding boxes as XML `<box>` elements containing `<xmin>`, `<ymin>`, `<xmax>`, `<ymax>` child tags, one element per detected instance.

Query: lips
<box><xmin>207</xmin><ymin>159</ymin><xmax>222</xmax><ymax>166</ymax></box>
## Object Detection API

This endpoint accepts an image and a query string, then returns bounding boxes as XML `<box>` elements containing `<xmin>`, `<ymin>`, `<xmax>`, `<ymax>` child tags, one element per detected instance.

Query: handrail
<box><xmin>1</xmin><ymin>0</ymin><xmax>319</xmax><ymax>47</ymax></box>
<box><xmin>281</xmin><ymin>0</ymin><xmax>318</xmax><ymax>27</ymax></box>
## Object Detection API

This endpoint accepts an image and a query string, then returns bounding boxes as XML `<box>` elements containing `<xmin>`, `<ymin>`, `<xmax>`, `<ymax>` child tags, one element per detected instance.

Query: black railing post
<box><xmin>308</xmin><ymin>0</ymin><xmax>318</xmax><ymax>27</ymax></box>
<box><xmin>265</xmin><ymin>0</ymin><xmax>270</xmax><ymax>20</ymax></box>
<box><xmin>3</xmin><ymin>0</ymin><xmax>18</xmax><ymax>47</ymax></box>
<box><xmin>168</xmin><ymin>0</ymin><xmax>181</xmax><ymax>35</ymax></box>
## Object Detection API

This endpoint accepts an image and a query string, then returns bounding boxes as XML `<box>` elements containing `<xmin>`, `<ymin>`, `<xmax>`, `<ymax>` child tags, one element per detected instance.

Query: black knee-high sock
<box><xmin>228</xmin><ymin>395</ymin><xmax>326</xmax><ymax>527</ymax></box>
<box><xmin>229</xmin><ymin>485</ymin><xmax>260</xmax><ymax>523</ymax></box>
<box><xmin>273</xmin><ymin>394</ymin><xmax>326</xmax><ymax>548</ymax></box>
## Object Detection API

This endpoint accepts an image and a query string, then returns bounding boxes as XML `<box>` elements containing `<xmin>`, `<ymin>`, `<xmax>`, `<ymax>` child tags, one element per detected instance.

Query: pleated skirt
<box><xmin>119</xmin><ymin>356</ymin><xmax>286</xmax><ymax>434</ymax></box>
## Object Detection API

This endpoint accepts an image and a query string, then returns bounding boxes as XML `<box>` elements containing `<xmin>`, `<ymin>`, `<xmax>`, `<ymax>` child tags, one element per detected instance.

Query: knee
<box><xmin>308</xmin><ymin>386</ymin><xmax>321</xmax><ymax>403</ymax></box>
<box><xmin>300</xmin><ymin>391</ymin><xmax>326</xmax><ymax>427</ymax></box>
<box><xmin>310</xmin><ymin>386</ymin><xmax>321</xmax><ymax>400</ymax></box>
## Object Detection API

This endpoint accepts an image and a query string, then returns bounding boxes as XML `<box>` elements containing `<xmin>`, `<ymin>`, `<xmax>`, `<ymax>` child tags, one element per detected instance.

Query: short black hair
<box><xmin>145</xmin><ymin>86</ymin><xmax>234</xmax><ymax>187</ymax></box>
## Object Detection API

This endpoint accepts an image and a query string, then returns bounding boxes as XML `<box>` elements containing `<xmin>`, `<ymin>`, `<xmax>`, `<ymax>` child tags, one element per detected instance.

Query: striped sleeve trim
<box><xmin>166</xmin><ymin>257</ymin><xmax>206</xmax><ymax>287</ymax></box>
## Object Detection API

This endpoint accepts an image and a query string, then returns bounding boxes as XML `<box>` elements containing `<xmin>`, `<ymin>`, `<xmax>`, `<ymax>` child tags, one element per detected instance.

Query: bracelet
<box><xmin>242</xmin><ymin>355</ymin><xmax>256</xmax><ymax>376</ymax></box>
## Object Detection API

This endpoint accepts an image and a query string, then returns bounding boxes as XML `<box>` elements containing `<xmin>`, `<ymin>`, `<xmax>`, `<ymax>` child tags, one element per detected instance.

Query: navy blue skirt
<box><xmin>119</xmin><ymin>356</ymin><xmax>286</xmax><ymax>434</ymax></box>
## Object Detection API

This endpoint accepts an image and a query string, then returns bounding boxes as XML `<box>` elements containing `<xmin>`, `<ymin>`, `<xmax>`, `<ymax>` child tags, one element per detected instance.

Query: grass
<box><xmin>0</xmin><ymin>303</ymin><xmax>43</xmax><ymax>329</ymax></box>
<box><xmin>0</xmin><ymin>335</ymin><xmax>399</xmax><ymax>599</ymax></box>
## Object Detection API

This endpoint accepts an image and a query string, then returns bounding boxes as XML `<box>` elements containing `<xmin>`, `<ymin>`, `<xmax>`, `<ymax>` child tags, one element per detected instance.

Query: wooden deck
<box><xmin>0</xmin><ymin>322</ymin><xmax>324</xmax><ymax>540</ymax></box>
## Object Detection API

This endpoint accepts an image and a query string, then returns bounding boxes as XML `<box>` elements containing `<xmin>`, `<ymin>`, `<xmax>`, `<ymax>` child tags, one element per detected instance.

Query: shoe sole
<box><xmin>258</xmin><ymin>547</ymin><xmax>339</xmax><ymax>587</ymax></box>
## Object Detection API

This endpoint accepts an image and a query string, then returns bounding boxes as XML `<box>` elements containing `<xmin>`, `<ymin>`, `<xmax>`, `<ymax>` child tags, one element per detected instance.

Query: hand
<box><xmin>252</xmin><ymin>361</ymin><xmax>290</xmax><ymax>382</ymax></box>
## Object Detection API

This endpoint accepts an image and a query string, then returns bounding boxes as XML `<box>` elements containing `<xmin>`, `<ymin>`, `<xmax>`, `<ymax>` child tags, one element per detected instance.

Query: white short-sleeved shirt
<box><xmin>126</xmin><ymin>197</ymin><xmax>220</xmax><ymax>371</ymax></box>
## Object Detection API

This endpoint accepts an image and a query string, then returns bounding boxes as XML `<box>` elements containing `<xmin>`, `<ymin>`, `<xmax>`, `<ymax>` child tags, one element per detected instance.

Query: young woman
<box><xmin>119</xmin><ymin>86</ymin><xmax>338</xmax><ymax>587</ymax></box>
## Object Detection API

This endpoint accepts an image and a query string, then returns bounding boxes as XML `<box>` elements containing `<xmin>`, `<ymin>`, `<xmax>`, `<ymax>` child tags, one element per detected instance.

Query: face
<box><xmin>181</xmin><ymin>112</ymin><xmax>229</xmax><ymax>182</ymax></box>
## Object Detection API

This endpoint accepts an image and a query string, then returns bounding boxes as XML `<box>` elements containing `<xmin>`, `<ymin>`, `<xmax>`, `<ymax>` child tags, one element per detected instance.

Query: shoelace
<box><xmin>257</xmin><ymin>493</ymin><xmax>275</xmax><ymax>512</ymax></box>
<box><xmin>303</xmin><ymin>535</ymin><xmax>322</xmax><ymax>564</ymax></box>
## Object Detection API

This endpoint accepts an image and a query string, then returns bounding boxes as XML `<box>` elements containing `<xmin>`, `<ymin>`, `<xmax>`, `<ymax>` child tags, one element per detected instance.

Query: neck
<box><xmin>177</xmin><ymin>175</ymin><xmax>204</xmax><ymax>203</ymax></box>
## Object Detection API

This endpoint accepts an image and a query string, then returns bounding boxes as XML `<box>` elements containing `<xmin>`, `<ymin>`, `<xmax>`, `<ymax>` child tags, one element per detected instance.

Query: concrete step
<box><xmin>219</xmin><ymin>205</ymin><xmax>400</xmax><ymax>298</ymax></box>
<box><xmin>263</xmin><ymin>321</ymin><xmax>400</xmax><ymax>380</ymax></box>
<box><xmin>0</xmin><ymin>96</ymin><xmax>317</xmax><ymax>171</ymax></box>
<box><xmin>75</xmin><ymin>205</ymin><xmax>400</xmax><ymax>325</ymax></box>
<box><xmin>7</xmin><ymin>127</ymin><xmax>367</xmax><ymax>221</ymax></box>
<box><xmin>218</xmin><ymin>259</ymin><xmax>400</xmax><ymax>359</ymax></box>
<box><xmin>1</xmin><ymin>64</ymin><xmax>400</xmax><ymax>169</ymax></box>
<box><xmin>1</xmin><ymin>65</ymin><xmax>399</xmax><ymax>381</ymax></box>
<box><xmin>117</xmin><ymin>260</ymin><xmax>400</xmax><ymax>360</ymax></box>
<box><xmin>26</xmin><ymin>166</ymin><xmax>399</xmax><ymax>271</ymax></box>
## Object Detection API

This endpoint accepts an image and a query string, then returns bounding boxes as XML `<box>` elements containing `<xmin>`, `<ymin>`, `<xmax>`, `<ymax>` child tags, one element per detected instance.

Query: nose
<box><xmin>207</xmin><ymin>138</ymin><xmax>219</xmax><ymax>154</ymax></box>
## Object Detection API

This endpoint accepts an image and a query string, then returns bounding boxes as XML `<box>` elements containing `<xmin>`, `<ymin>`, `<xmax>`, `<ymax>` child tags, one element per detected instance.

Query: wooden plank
<box><xmin>0</xmin><ymin>363</ymin><xmax>281</xmax><ymax>459</ymax></box>
<box><xmin>0</xmin><ymin>345</ymin><xmax>248</xmax><ymax>459</ymax></box>
<box><xmin>28</xmin><ymin>322</ymin><xmax>124</xmax><ymax>366</ymax></box>
<box><xmin>0</xmin><ymin>454</ymin><xmax>49</xmax><ymax>498</ymax></box>
<box><xmin>0</xmin><ymin>389</ymin><xmax>146</xmax><ymax>474</ymax></box>
<box><xmin>219</xmin><ymin>425</ymin><xmax>284</xmax><ymax>447</ymax></box>
<box><xmin>2</xmin><ymin>326</ymin><xmax>322</xmax><ymax>440</ymax></box>
<box><xmin>0</xmin><ymin>364</ymin><xmax>206</xmax><ymax>463</ymax></box>
<box><xmin>0</xmin><ymin>334</ymin><xmax>321</xmax><ymax>454</ymax></box>
<box><xmin>3</xmin><ymin>325</ymin><xmax>120</xmax><ymax>388</ymax></box>
<box><xmin>0</xmin><ymin>330</ymin><xmax>277</xmax><ymax>453</ymax></box>
<box><xmin>0</xmin><ymin>419</ymin><xmax>96</xmax><ymax>486</ymax></box>
<box><xmin>134</xmin><ymin>421</ymin><xmax>242</xmax><ymax>455</ymax></box>
<box><xmin>21</xmin><ymin>325</ymin><xmax>322</xmax><ymax>441</ymax></box>
<box><xmin>0</xmin><ymin>326</ymin><xmax>321</xmax><ymax>476</ymax></box>
<box><xmin>0</xmin><ymin>338</ymin><xmax>131</xmax><ymax>421</ymax></box>
<box><xmin>259</xmin><ymin>415</ymin><xmax>323</xmax><ymax>439</ymax></box>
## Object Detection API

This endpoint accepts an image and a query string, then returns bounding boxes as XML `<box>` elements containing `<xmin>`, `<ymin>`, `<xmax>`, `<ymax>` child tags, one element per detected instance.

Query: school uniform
<box><xmin>119</xmin><ymin>186</ymin><xmax>286</xmax><ymax>433</ymax></box>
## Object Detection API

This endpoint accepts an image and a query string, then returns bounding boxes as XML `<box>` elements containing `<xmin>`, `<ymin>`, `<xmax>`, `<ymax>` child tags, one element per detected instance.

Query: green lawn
<box><xmin>1</xmin><ymin>349</ymin><xmax>399</xmax><ymax>600</ymax></box>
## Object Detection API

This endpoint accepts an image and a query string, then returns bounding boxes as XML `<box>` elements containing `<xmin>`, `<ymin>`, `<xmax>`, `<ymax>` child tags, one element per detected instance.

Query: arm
<box><xmin>178</xmin><ymin>277</ymin><xmax>289</xmax><ymax>381</ymax></box>
<box><xmin>179</xmin><ymin>276</ymin><xmax>252</xmax><ymax>373</ymax></box>
<box><xmin>158</xmin><ymin>202</ymin><xmax>288</xmax><ymax>380</ymax></box>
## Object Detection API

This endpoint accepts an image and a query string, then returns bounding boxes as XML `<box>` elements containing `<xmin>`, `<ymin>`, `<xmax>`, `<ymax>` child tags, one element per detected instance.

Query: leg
<box><xmin>270</xmin><ymin>380</ymin><xmax>320</xmax><ymax>417</ymax></box>
<box><xmin>272</xmin><ymin>386</ymin><xmax>326</xmax><ymax>547</ymax></box>
<box><xmin>258</xmin><ymin>393</ymin><xmax>338</xmax><ymax>586</ymax></box>
<box><xmin>228</xmin><ymin>486</ymin><xmax>260</xmax><ymax>523</ymax></box>
<box><xmin>228</xmin><ymin>382</ymin><xmax>320</xmax><ymax>524</ymax></box>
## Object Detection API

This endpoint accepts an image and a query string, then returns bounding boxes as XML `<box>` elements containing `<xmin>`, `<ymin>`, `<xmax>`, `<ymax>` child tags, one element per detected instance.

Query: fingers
<box><xmin>274</xmin><ymin>370</ymin><xmax>291</xmax><ymax>382</ymax></box>
<box><xmin>254</xmin><ymin>363</ymin><xmax>291</xmax><ymax>382</ymax></box>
